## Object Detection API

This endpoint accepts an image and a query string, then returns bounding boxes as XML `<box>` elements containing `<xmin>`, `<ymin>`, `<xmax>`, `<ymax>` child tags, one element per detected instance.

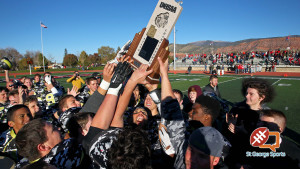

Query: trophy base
<box><xmin>127</xmin><ymin>28</ymin><xmax>170</xmax><ymax>84</ymax></box>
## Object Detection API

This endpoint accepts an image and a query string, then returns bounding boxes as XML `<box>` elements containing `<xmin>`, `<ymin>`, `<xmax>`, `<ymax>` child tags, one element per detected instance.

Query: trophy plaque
<box><xmin>126</xmin><ymin>0</ymin><xmax>182</xmax><ymax>83</ymax></box>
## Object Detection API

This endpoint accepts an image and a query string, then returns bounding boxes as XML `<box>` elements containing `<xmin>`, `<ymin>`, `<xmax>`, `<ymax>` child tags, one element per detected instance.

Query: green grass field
<box><xmin>2</xmin><ymin>72</ymin><xmax>300</xmax><ymax>144</ymax></box>
<box><xmin>168</xmin><ymin>73</ymin><xmax>300</xmax><ymax>145</ymax></box>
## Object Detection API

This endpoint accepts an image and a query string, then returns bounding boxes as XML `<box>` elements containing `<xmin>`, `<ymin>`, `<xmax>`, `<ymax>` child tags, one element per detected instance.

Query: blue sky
<box><xmin>1</xmin><ymin>0</ymin><xmax>299</xmax><ymax>63</ymax></box>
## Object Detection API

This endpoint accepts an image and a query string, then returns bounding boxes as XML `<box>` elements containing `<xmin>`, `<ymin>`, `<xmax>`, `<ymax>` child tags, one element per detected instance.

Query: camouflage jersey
<box><xmin>33</xmin><ymin>85</ymin><xmax>60</xmax><ymax>111</ymax></box>
<box><xmin>0</xmin><ymin>128</ymin><xmax>20</xmax><ymax>162</ymax></box>
<box><xmin>0</xmin><ymin>103</ymin><xmax>13</xmax><ymax>124</ymax></box>
<box><xmin>160</xmin><ymin>97</ymin><xmax>187</xmax><ymax>169</ymax></box>
<box><xmin>16</xmin><ymin>138</ymin><xmax>87</xmax><ymax>169</ymax></box>
<box><xmin>76</xmin><ymin>86</ymin><xmax>91</xmax><ymax>106</ymax></box>
<box><xmin>83</xmin><ymin>126</ymin><xmax>122</xmax><ymax>169</ymax></box>
<box><xmin>58</xmin><ymin>107</ymin><xmax>82</xmax><ymax>133</ymax></box>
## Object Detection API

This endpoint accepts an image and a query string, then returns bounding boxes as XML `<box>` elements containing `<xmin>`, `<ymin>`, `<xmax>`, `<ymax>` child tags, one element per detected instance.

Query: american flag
<box><xmin>40</xmin><ymin>22</ymin><xmax>47</xmax><ymax>28</ymax></box>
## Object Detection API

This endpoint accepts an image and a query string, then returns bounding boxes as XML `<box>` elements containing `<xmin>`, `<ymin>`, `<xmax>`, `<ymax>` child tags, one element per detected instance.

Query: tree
<box><xmin>98</xmin><ymin>46</ymin><xmax>116</xmax><ymax>63</ymax></box>
<box><xmin>37</xmin><ymin>53</ymin><xmax>50</xmax><ymax>66</ymax></box>
<box><xmin>87</xmin><ymin>53</ymin><xmax>101</xmax><ymax>66</ymax></box>
<box><xmin>24</xmin><ymin>51</ymin><xmax>38</xmax><ymax>65</ymax></box>
<box><xmin>64</xmin><ymin>48</ymin><xmax>68</xmax><ymax>57</ymax></box>
<box><xmin>63</xmin><ymin>54</ymin><xmax>78</xmax><ymax>67</ymax></box>
<box><xmin>79</xmin><ymin>51</ymin><xmax>88</xmax><ymax>66</ymax></box>
<box><xmin>18</xmin><ymin>58</ymin><xmax>29</xmax><ymax>70</ymax></box>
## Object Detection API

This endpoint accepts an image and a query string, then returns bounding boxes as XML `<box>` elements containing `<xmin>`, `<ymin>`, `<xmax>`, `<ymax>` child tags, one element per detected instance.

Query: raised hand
<box><xmin>44</xmin><ymin>75</ymin><xmax>52</xmax><ymax>84</ymax></box>
<box><xmin>158</xmin><ymin>57</ymin><xmax>169</xmax><ymax>78</ymax></box>
<box><xmin>110</xmin><ymin>60</ymin><xmax>132</xmax><ymax>89</ymax></box>
<box><xmin>67</xmin><ymin>86</ymin><xmax>79</xmax><ymax>97</ymax></box>
<box><xmin>103</xmin><ymin>63</ymin><xmax>115</xmax><ymax>83</ymax></box>
<box><xmin>129</xmin><ymin>64</ymin><xmax>153</xmax><ymax>85</ymax></box>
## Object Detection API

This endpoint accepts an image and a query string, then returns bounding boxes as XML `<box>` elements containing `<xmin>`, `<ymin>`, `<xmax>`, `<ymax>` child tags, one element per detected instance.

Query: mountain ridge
<box><xmin>169</xmin><ymin>35</ymin><xmax>300</xmax><ymax>57</ymax></box>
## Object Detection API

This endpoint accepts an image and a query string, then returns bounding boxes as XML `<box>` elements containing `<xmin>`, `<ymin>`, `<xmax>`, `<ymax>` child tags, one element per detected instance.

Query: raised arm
<box><xmin>66</xmin><ymin>74</ymin><xmax>75</xmax><ymax>83</ymax></box>
<box><xmin>110</xmin><ymin>64</ymin><xmax>153</xmax><ymax>128</ymax></box>
<box><xmin>79</xmin><ymin>63</ymin><xmax>115</xmax><ymax>113</ymax></box>
<box><xmin>5</xmin><ymin>70</ymin><xmax>10</xmax><ymax>87</ymax></box>
<box><xmin>91</xmin><ymin>61</ymin><xmax>132</xmax><ymax>130</ymax></box>
<box><xmin>158</xmin><ymin>57</ymin><xmax>175</xmax><ymax>100</ymax></box>
<box><xmin>158</xmin><ymin>57</ymin><xmax>187</xmax><ymax>168</ymax></box>
<box><xmin>97</xmin><ymin>63</ymin><xmax>115</xmax><ymax>95</ymax></box>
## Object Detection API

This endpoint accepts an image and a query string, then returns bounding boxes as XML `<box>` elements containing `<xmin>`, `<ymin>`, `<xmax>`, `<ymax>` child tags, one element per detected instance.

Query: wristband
<box><xmin>51</xmin><ymin>87</ymin><xmax>58</xmax><ymax>95</ymax></box>
<box><xmin>107</xmin><ymin>84</ymin><xmax>122</xmax><ymax>96</ymax></box>
<box><xmin>99</xmin><ymin>80</ymin><xmax>110</xmax><ymax>90</ymax></box>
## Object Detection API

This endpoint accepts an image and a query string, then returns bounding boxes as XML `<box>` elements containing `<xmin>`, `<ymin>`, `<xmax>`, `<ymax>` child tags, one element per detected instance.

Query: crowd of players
<box><xmin>0</xmin><ymin>55</ymin><xmax>299</xmax><ymax>169</ymax></box>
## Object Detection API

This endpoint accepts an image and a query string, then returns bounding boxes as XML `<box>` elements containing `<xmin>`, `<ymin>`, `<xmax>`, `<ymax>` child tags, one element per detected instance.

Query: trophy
<box><xmin>126</xmin><ymin>0</ymin><xmax>183</xmax><ymax>83</ymax></box>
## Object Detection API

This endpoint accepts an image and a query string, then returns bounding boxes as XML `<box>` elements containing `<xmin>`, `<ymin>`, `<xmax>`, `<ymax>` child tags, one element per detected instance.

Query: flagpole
<box><xmin>41</xmin><ymin>21</ymin><xmax>45</xmax><ymax>72</ymax></box>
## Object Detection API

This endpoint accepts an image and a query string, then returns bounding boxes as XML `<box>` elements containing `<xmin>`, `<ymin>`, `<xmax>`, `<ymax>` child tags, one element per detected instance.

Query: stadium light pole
<box><xmin>174</xmin><ymin>0</ymin><xmax>183</xmax><ymax>71</ymax></box>
<box><xmin>173</xmin><ymin>26</ymin><xmax>176</xmax><ymax>71</ymax></box>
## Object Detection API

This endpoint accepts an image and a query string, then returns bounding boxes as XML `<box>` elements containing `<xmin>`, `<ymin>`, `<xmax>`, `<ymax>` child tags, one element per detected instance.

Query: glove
<box><xmin>45</xmin><ymin>75</ymin><xmax>52</xmax><ymax>84</ymax></box>
<box><xmin>108</xmin><ymin>61</ymin><xmax>132</xmax><ymax>95</ymax></box>
<box><xmin>108</xmin><ymin>40</ymin><xmax>131</xmax><ymax>64</ymax></box>
<box><xmin>159</xmin><ymin>124</ymin><xmax>175</xmax><ymax>156</ymax></box>
<box><xmin>110</xmin><ymin>61</ymin><xmax>132</xmax><ymax>88</ymax></box>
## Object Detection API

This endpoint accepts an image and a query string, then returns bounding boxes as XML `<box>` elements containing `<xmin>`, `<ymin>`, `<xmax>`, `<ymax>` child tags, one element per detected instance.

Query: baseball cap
<box><xmin>188</xmin><ymin>126</ymin><xmax>225</xmax><ymax>157</ymax></box>
<box><xmin>92</xmin><ymin>72</ymin><xmax>101</xmax><ymax>79</ymax></box>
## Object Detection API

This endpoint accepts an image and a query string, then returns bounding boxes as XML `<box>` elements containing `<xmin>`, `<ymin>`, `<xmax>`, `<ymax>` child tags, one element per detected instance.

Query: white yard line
<box><xmin>272</xmin><ymin>79</ymin><xmax>281</xmax><ymax>86</ymax></box>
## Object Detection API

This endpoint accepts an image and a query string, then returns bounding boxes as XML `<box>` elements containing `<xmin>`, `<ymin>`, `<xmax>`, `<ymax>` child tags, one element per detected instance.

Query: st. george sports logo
<box><xmin>250</xmin><ymin>127</ymin><xmax>280</xmax><ymax>152</ymax></box>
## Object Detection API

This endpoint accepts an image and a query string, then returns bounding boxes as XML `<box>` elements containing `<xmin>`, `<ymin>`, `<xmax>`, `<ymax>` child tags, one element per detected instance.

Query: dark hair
<box><xmin>242</xmin><ymin>78</ymin><xmax>275</xmax><ymax>103</ymax></box>
<box><xmin>15</xmin><ymin>118</ymin><xmax>48</xmax><ymax>161</ymax></box>
<box><xmin>86</xmin><ymin>77</ymin><xmax>97</xmax><ymax>85</ymax></box>
<box><xmin>209</xmin><ymin>75</ymin><xmax>218</xmax><ymax>81</ymax></box>
<box><xmin>67</xmin><ymin>112</ymin><xmax>94</xmax><ymax>138</ymax></box>
<box><xmin>260</xmin><ymin>109</ymin><xmax>287</xmax><ymax>131</ymax></box>
<box><xmin>107</xmin><ymin>127</ymin><xmax>152</xmax><ymax>169</ymax></box>
<box><xmin>20</xmin><ymin>76</ymin><xmax>27</xmax><ymax>80</ymax></box>
<box><xmin>136</xmin><ymin>84</ymin><xmax>146</xmax><ymax>100</ymax></box>
<box><xmin>7</xmin><ymin>104</ymin><xmax>30</xmax><ymax>122</ymax></box>
<box><xmin>34</xmin><ymin>74</ymin><xmax>41</xmax><ymax>78</ymax></box>
<box><xmin>43</xmin><ymin>72</ymin><xmax>52</xmax><ymax>76</ymax></box>
<box><xmin>58</xmin><ymin>95</ymin><xmax>74</xmax><ymax>112</ymax></box>
<box><xmin>24</xmin><ymin>95</ymin><xmax>38</xmax><ymax>106</ymax></box>
<box><xmin>0</xmin><ymin>86</ymin><xmax>9</xmax><ymax>93</ymax></box>
<box><xmin>173</xmin><ymin>89</ymin><xmax>183</xmax><ymax>101</ymax></box>
<box><xmin>8</xmin><ymin>89</ymin><xmax>19</xmax><ymax>97</ymax></box>
<box><xmin>195</xmin><ymin>95</ymin><xmax>221</xmax><ymax>123</ymax></box>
